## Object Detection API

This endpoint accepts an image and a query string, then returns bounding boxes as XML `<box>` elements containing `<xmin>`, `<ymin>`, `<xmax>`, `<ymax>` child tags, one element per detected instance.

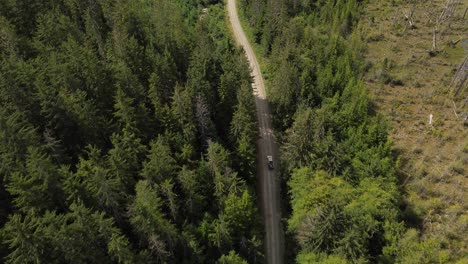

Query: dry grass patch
<box><xmin>362</xmin><ymin>0</ymin><xmax>468</xmax><ymax>260</ymax></box>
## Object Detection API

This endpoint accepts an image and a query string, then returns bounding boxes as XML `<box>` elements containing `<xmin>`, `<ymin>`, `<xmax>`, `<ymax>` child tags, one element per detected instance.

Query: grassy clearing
<box><xmin>363</xmin><ymin>0</ymin><xmax>468</xmax><ymax>260</ymax></box>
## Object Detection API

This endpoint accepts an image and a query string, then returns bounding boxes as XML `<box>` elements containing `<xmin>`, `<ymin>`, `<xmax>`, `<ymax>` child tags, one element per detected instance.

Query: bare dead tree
<box><xmin>148</xmin><ymin>234</ymin><xmax>170</xmax><ymax>261</ymax></box>
<box><xmin>432</xmin><ymin>27</ymin><xmax>437</xmax><ymax>52</ymax></box>
<box><xmin>451</xmin><ymin>55</ymin><xmax>468</xmax><ymax>97</ymax></box>
<box><xmin>195</xmin><ymin>94</ymin><xmax>214</xmax><ymax>146</ymax></box>
<box><xmin>428</xmin><ymin>0</ymin><xmax>459</xmax><ymax>53</ymax></box>
<box><xmin>438</xmin><ymin>0</ymin><xmax>458</xmax><ymax>29</ymax></box>
<box><xmin>448</xmin><ymin>35</ymin><xmax>463</xmax><ymax>47</ymax></box>
<box><xmin>159</xmin><ymin>180</ymin><xmax>178</xmax><ymax>221</ymax></box>
<box><xmin>403</xmin><ymin>0</ymin><xmax>417</xmax><ymax>29</ymax></box>
<box><xmin>462</xmin><ymin>96</ymin><xmax>468</xmax><ymax>108</ymax></box>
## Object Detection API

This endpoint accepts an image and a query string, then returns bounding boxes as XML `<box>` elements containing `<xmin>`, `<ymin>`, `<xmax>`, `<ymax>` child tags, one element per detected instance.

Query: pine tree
<box><xmin>107</xmin><ymin>127</ymin><xmax>145</xmax><ymax>194</ymax></box>
<box><xmin>130</xmin><ymin>180</ymin><xmax>178</xmax><ymax>261</ymax></box>
<box><xmin>7</xmin><ymin>147</ymin><xmax>64</xmax><ymax>213</ymax></box>
<box><xmin>230</xmin><ymin>82</ymin><xmax>257</xmax><ymax>180</ymax></box>
<box><xmin>64</xmin><ymin>146</ymin><xmax>125</xmax><ymax>220</ymax></box>
<box><xmin>2</xmin><ymin>213</ymin><xmax>44</xmax><ymax>263</ymax></box>
<box><xmin>218</xmin><ymin>250</ymin><xmax>248</xmax><ymax>264</ymax></box>
<box><xmin>177</xmin><ymin>166</ymin><xmax>204</xmax><ymax>218</ymax></box>
<box><xmin>171</xmin><ymin>84</ymin><xmax>197</xmax><ymax>145</ymax></box>
<box><xmin>140</xmin><ymin>136</ymin><xmax>178</xmax><ymax>185</ymax></box>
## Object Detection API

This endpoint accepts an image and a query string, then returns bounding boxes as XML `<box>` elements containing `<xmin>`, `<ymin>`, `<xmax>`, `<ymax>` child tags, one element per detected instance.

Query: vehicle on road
<box><xmin>267</xmin><ymin>155</ymin><xmax>274</xmax><ymax>170</ymax></box>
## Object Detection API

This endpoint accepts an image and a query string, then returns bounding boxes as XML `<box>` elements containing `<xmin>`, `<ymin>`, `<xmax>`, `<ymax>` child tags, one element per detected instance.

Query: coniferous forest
<box><xmin>0</xmin><ymin>0</ymin><xmax>261</xmax><ymax>263</ymax></box>
<box><xmin>1</xmin><ymin>0</ymin><xmax>465</xmax><ymax>263</ymax></box>
<box><xmin>239</xmin><ymin>0</ymin><xmax>437</xmax><ymax>263</ymax></box>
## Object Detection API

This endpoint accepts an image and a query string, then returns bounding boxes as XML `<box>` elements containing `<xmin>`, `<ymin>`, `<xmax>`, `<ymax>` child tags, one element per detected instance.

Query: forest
<box><xmin>0</xmin><ymin>0</ymin><xmax>262</xmax><ymax>263</ymax></box>
<box><xmin>239</xmin><ymin>0</ymin><xmax>464</xmax><ymax>263</ymax></box>
<box><xmin>1</xmin><ymin>0</ymin><xmax>465</xmax><ymax>263</ymax></box>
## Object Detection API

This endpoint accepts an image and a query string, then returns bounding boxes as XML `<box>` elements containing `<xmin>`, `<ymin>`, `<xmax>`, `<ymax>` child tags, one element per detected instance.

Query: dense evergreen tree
<box><xmin>7</xmin><ymin>147</ymin><xmax>64</xmax><ymax>213</ymax></box>
<box><xmin>218</xmin><ymin>250</ymin><xmax>248</xmax><ymax>264</ymax></box>
<box><xmin>2</xmin><ymin>203</ymin><xmax>138</xmax><ymax>264</ymax></box>
<box><xmin>239</xmin><ymin>0</ymin><xmax>407</xmax><ymax>262</ymax></box>
<box><xmin>230</xmin><ymin>82</ymin><xmax>257</xmax><ymax>181</ymax></box>
<box><xmin>0</xmin><ymin>0</ymin><xmax>418</xmax><ymax>262</ymax></box>
<box><xmin>0</xmin><ymin>0</ymin><xmax>261</xmax><ymax>262</ymax></box>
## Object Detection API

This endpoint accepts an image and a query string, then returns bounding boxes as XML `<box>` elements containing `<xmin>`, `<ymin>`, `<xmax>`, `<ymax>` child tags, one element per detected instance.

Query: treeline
<box><xmin>0</xmin><ymin>0</ymin><xmax>262</xmax><ymax>263</ymax></box>
<box><xmin>240</xmin><ymin>0</ymin><xmax>419</xmax><ymax>263</ymax></box>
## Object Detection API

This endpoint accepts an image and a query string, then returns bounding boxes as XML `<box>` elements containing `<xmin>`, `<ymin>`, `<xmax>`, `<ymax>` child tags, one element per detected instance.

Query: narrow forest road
<box><xmin>226</xmin><ymin>1</ymin><xmax>284</xmax><ymax>263</ymax></box>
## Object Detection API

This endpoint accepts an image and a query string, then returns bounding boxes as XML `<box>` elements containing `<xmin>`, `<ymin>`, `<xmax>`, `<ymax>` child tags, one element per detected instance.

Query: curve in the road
<box><xmin>226</xmin><ymin>1</ymin><xmax>284</xmax><ymax>263</ymax></box>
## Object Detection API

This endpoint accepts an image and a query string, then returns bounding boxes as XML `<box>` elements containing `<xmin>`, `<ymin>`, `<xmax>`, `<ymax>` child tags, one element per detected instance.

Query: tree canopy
<box><xmin>0</xmin><ymin>0</ymin><xmax>262</xmax><ymax>262</ymax></box>
<box><xmin>239</xmin><ymin>0</ymin><xmax>414</xmax><ymax>262</ymax></box>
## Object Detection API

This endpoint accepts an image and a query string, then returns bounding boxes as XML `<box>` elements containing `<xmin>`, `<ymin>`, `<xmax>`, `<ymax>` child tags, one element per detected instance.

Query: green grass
<box><xmin>444</xmin><ymin>44</ymin><xmax>466</xmax><ymax>64</ymax></box>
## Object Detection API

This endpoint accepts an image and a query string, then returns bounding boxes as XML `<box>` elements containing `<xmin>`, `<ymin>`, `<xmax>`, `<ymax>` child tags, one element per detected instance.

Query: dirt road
<box><xmin>226</xmin><ymin>1</ymin><xmax>284</xmax><ymax>263</ymax></box>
